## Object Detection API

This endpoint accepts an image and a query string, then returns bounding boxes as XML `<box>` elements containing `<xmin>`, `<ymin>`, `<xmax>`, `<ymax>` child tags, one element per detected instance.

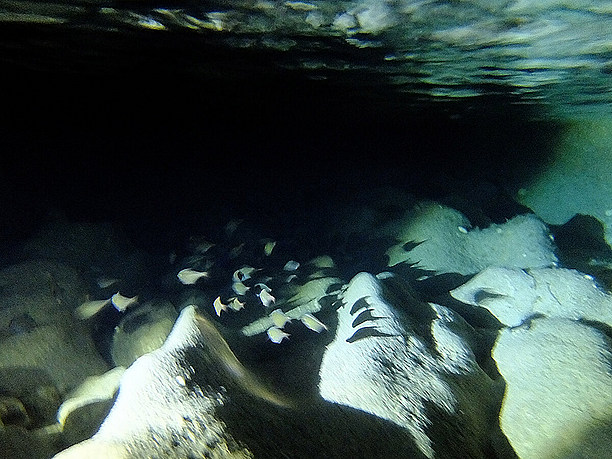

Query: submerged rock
<box><xmin>53</xmin><ymin>305</ymin><xmax>277</xmax><ymax>458</ymax></box>
<box><xmin>386</xmin><ymin>203</ymin><xmax>557</xmax><ymax>275</ymax></box>
<box><xmin>493</xmin><ymin>318</ymin><xmax>612</xmax><ymax>459</ymax></box>
<box><xmin>111</xmin><ymin>300</ymin><xmax>178</xmax><ymax>367</ymax></box>
<box><xmin>451</xmin><ymin>266</ymin><xmax>612</xmax><ymax>327</ymax></box>
<box><xmin>319</xmin><ymin>272</ymin><xmax>507</xmax><ymax>458</ymax></box>
<box><xmin>0</xmin><ymin>260</ymin><xmax>87</xmax><ymax>330</ymax></box>
<box><xmin>518</xmin><ymin>116</ymin><xmax>612</xmax><ymax>244</ymax></box>
<box><xmin>0</xmin><ymin>368</ymin><xmax>62</xmax><ymax>429</ymax></box>
<box><xmin>0</xmin><ymin>324</ymin><xmax>108</xmax><ymax>394</ymax></box>
<box><xmin>20</xmin><ymin>219</ymin><xmax>152</xmax><ymax>289</ymax></box>
<box><xmin>57</xmin><ymin>367</ymin><xmax>125</xmax><ymax>447</ymax></box>
<box><xmin>54</xmin><ymin>299</ymin><xmax>457</xmax><ymax>458</ymax></box>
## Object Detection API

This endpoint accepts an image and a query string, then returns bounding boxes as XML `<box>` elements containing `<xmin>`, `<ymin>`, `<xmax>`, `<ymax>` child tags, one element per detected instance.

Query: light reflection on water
<box><xmin>1</xmin><ymin>0</ymin><xmax>611</xmax><ymax>119</ymax></box>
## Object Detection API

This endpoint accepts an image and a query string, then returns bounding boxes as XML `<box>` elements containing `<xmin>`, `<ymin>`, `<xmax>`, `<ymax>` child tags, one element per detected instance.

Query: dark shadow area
<box><xmin>0</xmin><ymin>21</ymin><xmax>561</xmax><ymax>258</ymax></box>
<box><xmin>218</xmin><ymin>395</ymin><xmax>428</xmax><ymax>459</ymax></box>
<box><xmin>552</xmin><ymin>214</ymin><xmax>612</xmax><ymax>289</ymax></box>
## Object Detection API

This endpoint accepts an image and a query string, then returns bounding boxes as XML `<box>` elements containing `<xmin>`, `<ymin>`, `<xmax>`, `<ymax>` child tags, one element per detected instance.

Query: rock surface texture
<box><xmin>319</xmin><ymin>272</ymin><xmax>507</xmax><ymax>458</ymax></box>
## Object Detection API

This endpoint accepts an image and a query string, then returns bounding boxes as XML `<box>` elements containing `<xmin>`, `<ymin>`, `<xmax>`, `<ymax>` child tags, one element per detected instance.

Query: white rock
<box><xmin>493</xmin><ymin>318</ymin><xmax>612</xmax><ymax>459</ymax></box>
<box><xmin>111</xmin><ymin>301</ymin><xmax>178</xmax><ymax>367</ymax></box>
<box><xmin>451</xmin><ymin>266</ymin><xmax>612</xmax><ymax>327</ymax></box>
<box><xmin>0</xmin><ymin>324</ymin><xmax>109</xmax><ymax>394</ymax></box>
<box><xmin>387</xmin><ymin>203</ymin><xmax>557</xmax><ymax>275</ymax></box>
<box><xmin>319</xmin><ymin>272</ymin><xmax>500</xmax><ymax>458</ymax></box>
<box><xmin>54</xmin><ymin>305</ymin><xmax>287</xmax><ymax>458</ymax></box>
<box><xmin>450</xmin><ymin>267</ymin><xmax>537</xmax><ymax>327</ymax></box>
<box><xmin>57</xmin><ymin>367</ymin><xmax>125</xmax><ymax>426</ymax></box>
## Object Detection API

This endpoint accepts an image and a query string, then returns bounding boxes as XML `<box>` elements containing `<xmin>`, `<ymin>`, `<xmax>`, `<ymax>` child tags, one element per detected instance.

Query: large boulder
<box><xmin>111</xmin><ymin>300</ymin><xmax>178</xmax><ymax>367</ymax></box>
<box><xmin>452</xmin><ymin>264</ymin><xmax>612</xmax><ymax>457</ymax></box>
<box><xmin>451</xmin><ymin>266</ymin><xmax>612</xmax><ymax>327</ymax></box>
<box><xmin>0</xmin><ymin>261</ymin><xmax>108</xmax><ymax>396</ymax></box>
<box><xmin>319</xmin><ymin>272</ymin><xmax>509</xmax><ymax>458</ymax></box>
<box><xmin>53</xmin><ymin>305</ymin><xmax>261</xmax><ymax>458</ymax></box>
<box><xmin>0</xmin><ymin>260</ymin><xmax>87</xmax><ymax>331</ymax></box>
<box><xmin>493</xmin><ymin>318</ymin><xmax>612</xmax><ymax>459</ymax></box>
<box><xmin>386</xmin><ymin>203</ymin><xmax>557</xmax><ymax>275</ymax></box>
<box><xmin>57</xmin><ymin>298</ymin><xmax>501</xmax><ymax>459</ymax></box>
<box><xmin>0</xmin><ymin>324</ymin><xmax>109</xmax><ymax>395</ymax></box>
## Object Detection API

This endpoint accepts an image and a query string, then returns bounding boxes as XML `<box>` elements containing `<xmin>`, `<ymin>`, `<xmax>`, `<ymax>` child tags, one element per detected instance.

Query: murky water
<box><xmin>1</xmin><ymin>2</ymin><xmax>612</xmax><ymax>459</ymax></box>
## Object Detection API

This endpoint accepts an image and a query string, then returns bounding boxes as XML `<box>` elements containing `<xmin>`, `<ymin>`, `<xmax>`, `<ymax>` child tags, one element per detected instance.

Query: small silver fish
<box><xmin>300</xmin><ymin>313</ymin><xmax>327</xmax><ymax>333</ymax></box>
<box><xmin>225</xmin><ymin>219</ymin><xmax>243</xmax><ymax>237</ymax></box>
<box><xmin>96</xmin><ymin>276</ymin><xmax>120</xmax><ymax>289</ymax></box>
<box><xmin>193</xmin><ymin>240</ymin><xmax>215</xmax><ymax>254</ymax></box>
<box><xmin>229</xmin><ymin>243</ymin><xmax>245</xmax><ymax>259</ymax></box>
<box><xmin>232</xmin><ymin>281</ymin><xmax>251</xmax><ymax>296</ymax></box>
<box><xmin>111</xmin><ymin>293</ymin><xmax>139</xmax><ymax>312</ymax></box>
<box><xmin>213</xmin><ymin>296</ymin><xmax>228</xmax><ymax>316</ymax></box>
<box><xmin>75</xmin><ymin>298</ymin><xmax>112</xmax><ymax>320</ymax></box>
<box><xmin>229</xmin><ymin>297</ymin><xmax>245</xmax><ymax>311</ymax></box>
<box><xmin>232</xmin><ymin>266</ymin><xmax>258</xmax><ymax>283</ymax></box>
<box><xmin>259</xmin><ymin>289</ymin><xmax>276</xmax><ymax>307</ymax></box>
<box><xmin>263</xmin><ymin>240</ymin><xmax>277</xmax><ymax>256</ymax></box>
<box><xmin>283</xmin><ymin>260</ymin><xmax>300</xmax><ymax>271</ymax></box>
<box><xmin>269</xmin><ymin>309</ymin><xmax>290</xmax><ymax>328</ymax></box>
<box><xmin>267</xmin><ymin>326</ymin><xmax>290</xmax><ymax>344</ymax></box>
<box><xmin>177</xmin><ymin>268</ymin><xmax>209</xmax><ymax>285</ymax></box>
<box><xmin>255</xmin><ymin>283</ymin><xmax>272</xmax><ymax>292</ymax></box>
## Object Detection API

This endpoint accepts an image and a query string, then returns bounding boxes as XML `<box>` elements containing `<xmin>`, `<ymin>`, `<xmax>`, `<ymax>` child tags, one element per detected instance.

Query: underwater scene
<box><xmin>1</xmin><ymin>1</ymin><xmax>611</xmax><ymax>458</ymax></box>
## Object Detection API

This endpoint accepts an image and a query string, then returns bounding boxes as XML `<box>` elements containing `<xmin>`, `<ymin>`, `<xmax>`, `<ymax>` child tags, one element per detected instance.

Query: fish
<box><xmin>300</xmin><ymin>313</ymin><xmax>327</xmax><ymax>333</ymax></box>
<box><xmin>224</xmin><ymin>219</ymin><xmax>243</xmax><ymax>237</ymax></box>
<box><xmin>232</xmin><ymin>266</ymin><xmax>258</xmax><ymax>283</ymax></box>
<box><xmin>283</xmin><ymin>260</ymin><xmax>300</xmax><ymax>271</ymax></box>
<box><xmin>263</xmin><ymin>240</ymin><xmax>277</xmax><ymax>256</ymax></box>
<box><xmin>229</xmin><ymin>297</ymin><xmax>245</xmax><ymax>311</ymax></box>
<box><xmin>255</xmin><ymin>282</ymin><xmax>272</xmax><ymax>292</ymax></box>
<box><xmin>259</xmin><ymin>289</ymin><xmax>276</xmax><ymax>307</ymax></box>
<box><xmin>229</xmin><ymin>243</ymin><xmax>245</xmax><ymax>259</ymax></box>
<box><xmin>111</xmin><ymin>293</ymin><xmax>139</xmax><ymax>312</ymax></box>
<box><xmin>285</xmin><ymin>274</ymin><xmax>298</xmax><ymax>283</ymax></box>
<box><xmin>96</xmin><ymin>276</ymin><xmax>120</xmax><ymax>289</ymax></box>
<box><xmin>177</xmin><ymin>268</ymin><xmax>209</xmax><ymax>285</ymax></box>
<box><xmin>213</xmin><ymin>296</ymin><xmax>228</xmax><ymax>316</ymax></box>
<box><xmin>232</xmin><ymin>281</ymin><xmax>251</xmax><ymax>296</ymax></box>
<box><xmin>192</xmin><ymin>240</ymin><xmax>215</xmax><ymax>254</ymax></box>
<box><xmin>269</xmin><ymin>309</ymin><xmax>290</xmax><ymax>328</ymax></box>
<box><xmin>267</xmin><ymin>326</ymin><xmax>290</xmax><ymax>344</ymax></box>
<box><xmin>75</xmin><ymin>298</ymin><xmax>112</xmax><ymax>319</ymax></box>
